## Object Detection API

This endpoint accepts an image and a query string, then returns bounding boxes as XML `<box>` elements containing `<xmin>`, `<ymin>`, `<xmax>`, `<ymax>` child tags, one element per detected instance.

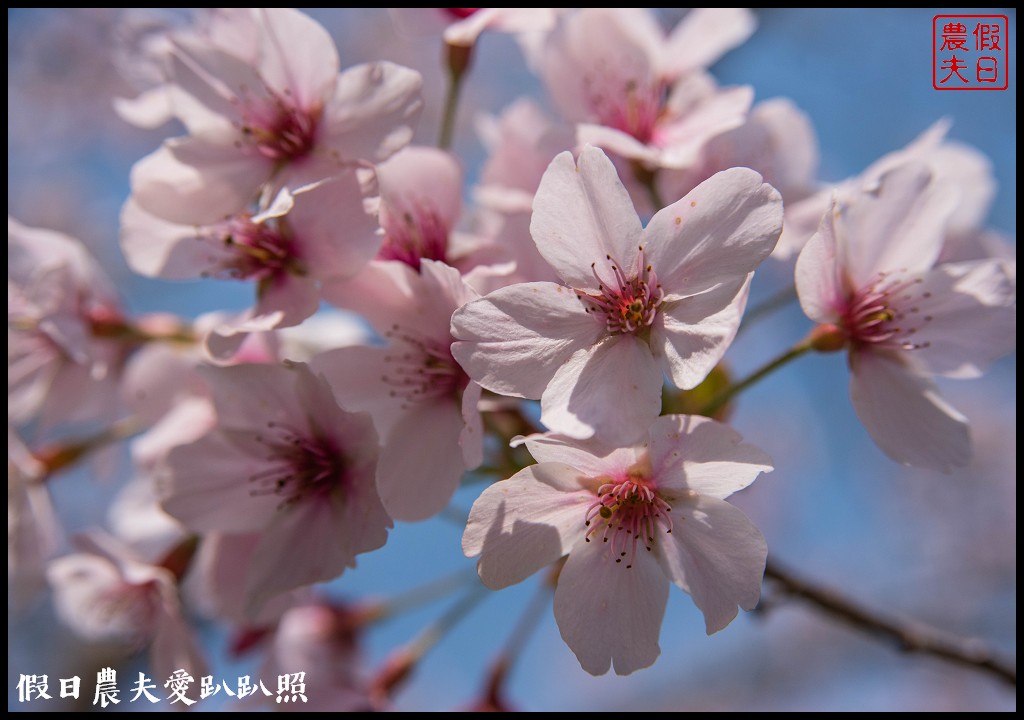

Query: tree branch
<box><xmin>762</xmin><ymin>556</ymin><xmax>1016</xmax><ymax>687</ymax></box>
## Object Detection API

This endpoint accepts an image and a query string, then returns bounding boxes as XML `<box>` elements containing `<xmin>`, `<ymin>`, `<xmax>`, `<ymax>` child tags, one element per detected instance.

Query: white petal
<box><xmin>253</xmin><ymin>8</ymin><xmax>339</xmax><ymax>109</ymax></box>
<box><xmin>542</xmin><ymin>9</ymin><xmax>662</xmax><ymax>125</ymax></box>
<box><xmin>119</xmin><ymin>199</ymin><xmax>235</xmax><ymax>279</ymax></box>
<box><xmin>540</xmin><ymin>336</ymin><xmax>663</xmax><ymax>443</ymax></box>
<box><xmin>450</xmin><ymin>282</ymin><xmax>604</xmax><ymax>398</ymax></box>
<box><xmin>321</xmin><ymin>62</ymin><xmax>424</xmax><ymax>163</ymax></box>
<box><xmin>849</xmin><ymin>351</ymin><xmax>971</xmax><ymax>472</ymax></box>
<box><xmin>554</xmin><ymin>534</ymin><xmax>668</xmax><ymax>675</ymax></box>
<box><xmin>904</xmin><ymin>260</ymin><xmax>1016</xmax><ymax>379</ymax></box>
<box><xmin>530</xmin><ymin>147</ymin><xmax>644</xmax><ymax>289</ymax></box>
<box><xmin>645</xmin><ymin>167</ymin><xmax>782</xmax><ymax>297</ymax></box>
<box><xmin>311</xmin><ymin>345</ymin><xmax>406</xmax><ymax>436</ymax></box>
<box><xmin>130</xmin><ymin>138</ymin><xmax>266</xmax><ymax>225</ymax></box>
<box><xmin>663</xmin><ymin>8</ymin><xmax>757</xmax><ymax>77</ymax></box>
<box><xmin>576</xmin><ymin>124</ymin><xmax>660</xmax><ymax>167</ymax></box>
<box><xmin>839</xmin><ymin>162</ymin><xmax>955</xmax><ymax>287</ymax></box>
<box><xmin>647</xmin><ymin>415</ymin><xmax>773</xmax><ymax>500</ymax></box>
<box><xmin>287</xmin><ymin>169</ymin><xmax>381</xmax><ymax>281</ymax></box>
<box><xmin>795</xmin><ymin>200</ymin><xmax>845</xmax><ymax>324</ymax></box>
<box><xmin>376</xmin><ymin>401</ymin><xmax>466</xmax><ymax>522</ymax></box>
<box><xmin>655</xmin><ymin>82</ymin><xmax>753</xmax><ymax>169</ymax></box>
<box><xmin>463</xmin><ymin>463</ymin><xmax>595</xmax><ymax>589</ymax></box>
<box><xmin>653</xmin><ymin>277</ymin><xmax>749</xmax><ymax>390</ymax></box>
<box><xmin>378</xmin><ymin>146</ymin><xmax>463</xmax><ymax>234</ymax></box>
<box><xmin>656</xmin><ymin>495</ymin><xmax>766</xmax><ymax>634</ymax></box>
<box><xmin>113</xmin><ymin>86</ymin><xmax>175</xmax><ymax>129</ymax></box>
<box><xmin>246</xmin><ymin>488</ymin><xmax>390</xmax><ymax>616</ymax></box>
<box><xmin>160</xmin><ymin>434</ymin><xmax>282</xmax><ymax>533</ymax></box>
<box><xmin>522</xmin><ymin>434</ymin><xmax>640</xmax><ymax>479</ymax></box>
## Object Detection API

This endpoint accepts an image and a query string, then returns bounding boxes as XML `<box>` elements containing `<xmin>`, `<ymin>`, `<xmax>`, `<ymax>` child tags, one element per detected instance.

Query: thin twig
<box><xmin>763</xmin><ymin>556</ymin><xmax>1016</xmax><ymax>687</ymax></box>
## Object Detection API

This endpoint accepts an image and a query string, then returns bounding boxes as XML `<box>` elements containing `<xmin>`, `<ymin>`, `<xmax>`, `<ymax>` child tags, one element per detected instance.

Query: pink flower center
<box><xmin>380</xmin><ymin>325</ymin><xmax>468</xmax><ymax>408</ymax></box>
<box><xmin>584</xmin><ymin>72</ymin><xmax>666</xmax><ymax>144</ymax></box>
<box><xmin>377</xmin><ymin>203</ymin><xmax>450</xmax><ymax>271</ymax></box>
<box><xmin>250</xmin><ymin>421</ymin><xmax>345</xmax><ymax>506</ymax></box>
<box><xmin>577</xmin><ymin>247</ymin><xmax>664</xmax><ymax>334</ymax></box>
<box><xmin>842</xmin><ymin>270</ymin><xmax>933</xmax><ymax>351</ymax></box>
<box><xmin>208</xmin><ymin>215</ymin><xmax>303</xmax><ymax>282</ymax></box>
<box><xmin>234</xmin><ymin>87</ymin><xmax>320</xmax><ymax>163</ymax></box>
<box><xmin>584</xmin><ymin>473</ymin><xmax>673</xmax><ymax>569</ymax></box>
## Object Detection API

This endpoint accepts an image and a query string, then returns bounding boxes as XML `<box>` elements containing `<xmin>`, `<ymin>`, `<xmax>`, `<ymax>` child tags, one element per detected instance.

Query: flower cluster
<box><xmin>8</xmin><ymin>6</ymin><xmax>1015</xmax><ymax>708</ymax></box>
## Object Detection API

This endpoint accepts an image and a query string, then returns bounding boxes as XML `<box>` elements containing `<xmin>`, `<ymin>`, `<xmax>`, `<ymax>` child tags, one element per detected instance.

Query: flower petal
<box><xmin>312</xmin><ymin>345</ymin><xmax>407</xmax><ymax>436</ymax></box>
<box><xmin>648</xmin><ymin>415</ymin><xmax>773</xmax><ymax>500</ymax></box>
<box><xmin>530</xmin><ymin>147</ymin><xmax>644</xmax><ymax>289</ymax></box>
<box><xmin>795</xmin><ymin>200</ymin><xmax>845</xmax><ymax>324</ymax></box>
<box><xmin>463</xmin><ymin>463</ymin><xmax>595</xmax><ymax>589</ymax></box>
<box><xmin>662</xmin><ymin>8</ymin><xmax>757</xmax><ymax>77</ymax></box>
<box><xmin>540</xmin><ymin>335</ymin><xmax>662</xmax><ymax>442</ymax></box>
<box><xmin>644</xmin><ymin>167</ymin><xmax>782</xmax><ymax>297</ymax></box>
<box><xmin>652</xmin><ymin>276</ymin><xmax>749</xmax><ymax>390</ymax></box>
<box><xmin>848</xmin><ymin>351</ymin><xmax>970</xmax><ymax>472</ymax></box>
<box><xmin>245</xmin><ymin>489</ymin><xmax>390</xmax><ymax>615</ymax></box>
<box><xmin>904</xmin><ymin>260</ymin><xmax>1016</xmax><ymax>379</ymax></box>
<box><xmin>160</xmin><ymin>433</ymin><xmax>282</xmax><ymax>533</ymax></box>
<box><xmin>838</xmin><ymin>162</ymin><xmax>955</xmax><ymax>287</ymax></box>
<box><xmin>376</xmin><ymin>400</ymin><xmax>467</xmax><ymax>522</ymax></box>
<box><xmin>130</xmin><ymin>138</ymin><xmax>267</xmax><ymax>226</ymax></box>
<box><xmin>656</xmin><ymin>495</ymin><xmax>766</xmax><ymax>634</ymax></box>
<box><xmin>554</xmin><ymin>533</ymin><xmax>668</xmax><ymax>675</ymax></box>
<box><xmin>287</xmin><ymin>169</ymin><xmax>381</xmax><ymax>282</ymax></box>
<box><xmin>451</xmin><ymin>282</ymin><xmax>603</xmax><ymax>398</ymax></box>
<box><xmin>321</xmin><ymin>62</ymin><xmax>424</xmax><ymax>163</ymax></box>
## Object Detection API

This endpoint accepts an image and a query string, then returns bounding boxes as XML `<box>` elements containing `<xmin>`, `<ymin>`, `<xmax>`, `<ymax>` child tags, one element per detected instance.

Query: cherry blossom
<box><xmin>47</xmin><ymin>530</ymin><xmax>207</xmax><ymax>684</ymax></box>
<box><xmin>776</xmin><ymin>119</ymin><xmax>999</xmax><ymax>260</ymax></box>
<box><xmin>316</xmin><ymin>260</ymin><xmax>482</xmax><ymax>522</ymax></box>
<box><xmin>158</xmin><ymin>361</ymin><xmax>390</xmax><ymax>612</ymax></box>
<box><xmin>128</xmin><ymin>8</ymin><xmax>422</xmax><ymax>226</ymax></box>
<box><xmin>8</xmin><ymin>217</ymin><xmax>128</xmax><ymax>428</ymax></box>
<box><xmin>262</xmin><ymin>601</ymin><xmax>376</xmax><ymax>711</ymax></box>
<box><xmin>795</xmin><ymin>163</ymin><xmax>1016</xmax><ymax>471</ymax></box>
<box><xmin>541</xmin><ymin>8</ymin><xmax>756</xmax><ymax>170</ymax></box>
<box><xmin>463</xmin><ymin>414</ymin><xmax>772</xmax><ymax>675</ymax></box>
<box><xmin>121</xmin><ymin>170</ymin><xmax>380</xmax><ymax>338</ymax></box>
<box><xmin>452</xmin><ymin>146</ymin><xmax>782</xmax><ymax>440</ymax></box>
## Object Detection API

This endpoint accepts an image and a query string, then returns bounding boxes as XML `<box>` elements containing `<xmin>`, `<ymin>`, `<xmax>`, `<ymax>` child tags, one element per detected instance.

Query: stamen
<box><xmin>583</xmin><ymin>474</ymin><xmax>672</xmax><ymax>569</ymax></box>
<box><xmin>577</xmin><ymin>247</ymin><xmax>664</xmax><ymax>335</ymax></box>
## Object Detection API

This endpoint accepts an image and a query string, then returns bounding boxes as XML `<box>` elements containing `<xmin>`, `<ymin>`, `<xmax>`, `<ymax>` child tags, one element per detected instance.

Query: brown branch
<box><xmin>762</xmin><ymin>556</ymin><xmax>1016</xmax><ymax>687</ymax></box>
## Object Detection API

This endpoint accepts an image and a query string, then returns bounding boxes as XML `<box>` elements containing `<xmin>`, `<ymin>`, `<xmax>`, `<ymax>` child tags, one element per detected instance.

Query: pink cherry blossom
<box><xmin>262</xmin><ymin>601</ymin><xmax>376</xmax><ymax>711</ymax></box>
<box><xmin>463</xmin><ymin>414</ymin><xmax>772</xmax><ymax>675</ymax></box>
<box><xmin>795</xmin><ymin>163</ymin><xmax>1016</xmax><ymax>472</ymax></box>
<box><xmin>47</xmin><ymin>531</ymin><xmax>207</xmax><ymax>684</ymax></box>
<box><xmin>158</xmin><ymin>361</ymin><xmax>390</xmax><ymax>613</ymax></box>
<box><xmin>776</xmin><ymin>119</ymin><xmax>999</xmax><ymax>260</ymax></box>
<box><xmin>542</xmin><ymin>8</ymin><xmax>756</xmax><ymax>170</ymax></box>
<box><xmin>316</xmin><ymin>259</ymin><xmax>482</xmax><ymax>522</ymax></box>
<box><xmin>121</xmin><ymin>170</ymin><xmax>380</xmax><ymax>338</ymax></box>
<box><xmin>8</xmin><ymin>217</ymin><xmax>128</xmax><ymax>428</ymax></box>
<box><xmin>451</xmin><ymin>145</ymin><xmax>782</xmax><ymax>441</ymax></box>
<box><xmin>129</xmin><ymin>8</ymin><xmax>422</xmax><ymax>226</ymax></box>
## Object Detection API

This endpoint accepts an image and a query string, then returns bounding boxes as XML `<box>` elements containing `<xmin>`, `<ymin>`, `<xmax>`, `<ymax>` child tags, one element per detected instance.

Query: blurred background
<box><xmin>8</xmin><ymin>8</ymin><xmax>1016</xmax><ymax>712</ymax></box>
